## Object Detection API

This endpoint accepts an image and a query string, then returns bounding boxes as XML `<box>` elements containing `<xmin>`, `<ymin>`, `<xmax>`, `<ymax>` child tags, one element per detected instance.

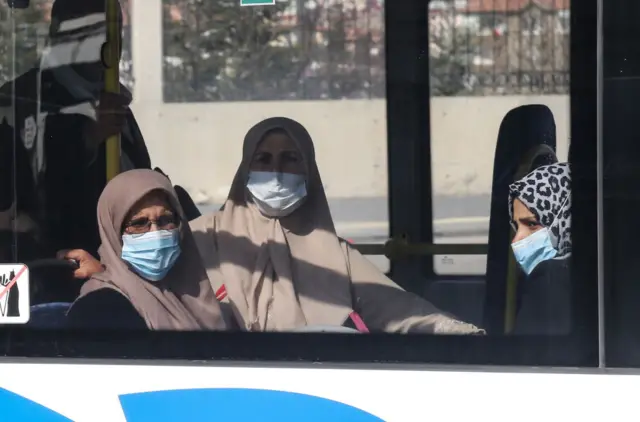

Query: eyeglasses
<box><xmin>124</xmin><ymin>214</ymin><xmax>179</xmax><ymax>235</ymax></box>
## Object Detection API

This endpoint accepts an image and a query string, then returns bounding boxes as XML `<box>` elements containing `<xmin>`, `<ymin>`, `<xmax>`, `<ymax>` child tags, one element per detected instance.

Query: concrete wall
<box><xmin>130</xmin><ymin>96</ymin><xmax>569</xmax><ymax>203</ymax></box>
<box><xmin>430</xmin><ymin>95</ymin><xmax>570</xmax><ymax>199</ymax></box>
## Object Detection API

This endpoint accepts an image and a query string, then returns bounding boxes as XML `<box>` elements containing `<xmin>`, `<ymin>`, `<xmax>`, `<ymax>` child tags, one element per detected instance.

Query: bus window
<box><xmin>161</xmin><ymin>0</ymin><xmax>389</xmax><ymax>273</ymax></box>
<box><xmin>428</xmin><ymin>0</ymin><xmax>570</xmax><ymax>277</ymax></box>
<box><xmin>0</xmin><ymin>0</ymin><xmax>394</xmax><ymax>327</ymax></box>
<box><xmin>423</xmin><ymin>0</ymin><xmax>581</xmax><ymax>335</ymax></box>
<box><xmin>0</xmin><ymin>0</ymin><xmax>599</xmax><ymax>368</ymax></box>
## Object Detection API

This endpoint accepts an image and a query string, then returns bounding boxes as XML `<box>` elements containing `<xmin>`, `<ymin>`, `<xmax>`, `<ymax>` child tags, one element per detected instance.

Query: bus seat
<box><xmin>153</xmin><ymin>168</ymin><xmax>201</xmax><ymax>221</ymax></box>
<box><xmin>174</xmin><ymin>185</ymin><xmax>202</xmax><ymax>221</ymax></box>
<box><xmin>428</xmin><ymin>279</ymin><xmax>485</xmax><ymax>327</ymax></box>
<box><xmin>482</xmin><ymin>105</ymin><xmax>558</xmax><ymax>334</ymax></box>
<box><xmin>27</xmin><ymin>302</ymin><xmax>71</xmax><ymax>329</ymax></box>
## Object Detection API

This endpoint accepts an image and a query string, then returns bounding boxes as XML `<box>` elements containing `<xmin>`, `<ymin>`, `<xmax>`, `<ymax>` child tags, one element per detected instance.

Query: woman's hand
<box><xmin>57</xmin><ymin>249</ymin><xmax>104</xmax><ymax>280</ymax></box>
<box><xmin>83</xmin><ymin>92</ymin><xmax>130</xmax><ymax>149</ymax></box>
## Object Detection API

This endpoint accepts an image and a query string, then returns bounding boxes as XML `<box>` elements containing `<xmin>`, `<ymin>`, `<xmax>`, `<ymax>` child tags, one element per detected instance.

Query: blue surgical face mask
<box><xmin>511</xmin><ymin>227</ymin><xmax>558</xmax><ymax>275</ymax></box>
<box><xmin>121</xmin><ymin>229</ymin><xmax>181</xmax><ymax>282</ymax></box>
<box><xmin>246</xmin><ymin>171</ymin><xmax>307</xmax><ymax>218</ymax></box>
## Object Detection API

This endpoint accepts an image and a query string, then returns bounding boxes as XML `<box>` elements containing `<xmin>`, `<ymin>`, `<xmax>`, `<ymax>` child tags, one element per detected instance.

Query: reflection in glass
<box><xmin>0</xmin><ymin>0</ymin><xmax>150</xmax><ymax>311</ymax></box>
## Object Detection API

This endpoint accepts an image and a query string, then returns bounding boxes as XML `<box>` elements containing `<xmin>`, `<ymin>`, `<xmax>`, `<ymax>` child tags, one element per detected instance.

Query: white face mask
<box><xmin>246</xmin><ymin>171</ymin><xmax>307</xmax><ymax>218</ymax></box>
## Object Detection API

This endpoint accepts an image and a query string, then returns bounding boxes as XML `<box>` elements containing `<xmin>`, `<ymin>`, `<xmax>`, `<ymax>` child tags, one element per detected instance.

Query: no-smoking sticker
<box><xmin>0</xmin><ymin>264</ymin><xmax>30</xmax><ymax>324</ymax></box>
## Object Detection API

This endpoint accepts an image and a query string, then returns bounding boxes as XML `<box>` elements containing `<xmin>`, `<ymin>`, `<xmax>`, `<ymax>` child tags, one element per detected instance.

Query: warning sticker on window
<box><xmin>0</xmin><ymin>264</ymin><xmax>29</xmax><ymax>324</ymax></box>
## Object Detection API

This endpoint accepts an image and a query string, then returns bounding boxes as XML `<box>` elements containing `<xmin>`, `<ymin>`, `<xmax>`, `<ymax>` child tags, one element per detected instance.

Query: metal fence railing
<box><xmin>161</xmin><ymin>0</ymin><xmax>385</xmax><ymax>103</ymax></box>
<box><xmin>162</xmin><ymin>0</ymin><xmax>569</xmax><ymax>102</ymax></box>
<box><xmin>0</xmin><ymin>0</ymin><xmax>570</xmax><ymax>102</ymax></box>
<box><xmin>429</xmin><ymin>1</ymin><xmax>570</xmax><ymax>96</ymax></box>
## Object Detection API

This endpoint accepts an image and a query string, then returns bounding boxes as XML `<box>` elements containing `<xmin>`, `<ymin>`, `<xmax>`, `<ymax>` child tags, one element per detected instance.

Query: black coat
<box><xmin>0</xmin><ymin>67</ymin><xmax>152</xmax><ymax>261</ymax></box>
<box><xmin>513</xmin><ymin>256</ymin><xmax>571</xmax><ymax>335</ymax></box>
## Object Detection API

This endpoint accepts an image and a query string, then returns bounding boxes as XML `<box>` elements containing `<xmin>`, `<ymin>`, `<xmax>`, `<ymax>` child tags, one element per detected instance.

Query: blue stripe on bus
<box><xmin>0</xmin><ymin>387</ymin><xmax>72</xmax><ymax>422</ymax></box>
<box><xmin>118</xmin><ymin>388</ymin><xmax>384</xmax><ymax>422</ymax></box>
<box><xmin>0</xmin><ymin>386</ymin><xmax>384</xmax><ymax>422</ymax></box>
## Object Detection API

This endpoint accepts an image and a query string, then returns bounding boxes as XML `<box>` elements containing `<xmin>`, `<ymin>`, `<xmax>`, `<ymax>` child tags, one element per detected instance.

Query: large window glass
<box><xmin>429</xmin><ymin>0</ymin><xmax>570</xmax><ymax>277</ymax></box>
<box><xmin>0</xmin><ymin>0</ymin><xmax>598</xmax><ymax>367</ymax></box>
<box><xmin>158</xmin><ymin>0</ymin><xmax>389</xmax><ymax>272</ymax></box>
<box><xmin>425</xmin><ymin>0</ymin><xmax>576</xmax><ymax>336</ymax></box>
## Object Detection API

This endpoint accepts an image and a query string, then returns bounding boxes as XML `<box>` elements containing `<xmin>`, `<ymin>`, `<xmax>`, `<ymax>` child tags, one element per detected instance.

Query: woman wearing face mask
<box><xmin>67</xmin><ymin>169</ymin><xmax>227</xmax><ymax>331</ymax></box>
<box><xmin>190</xmin><ymin>117</ymin><xmax>483</xmax><ymax>334</ymax></box>
<box><xmin>508</xmin><ymin>162</ymin><xmax>572</xmax><ymax>335</ymax></box>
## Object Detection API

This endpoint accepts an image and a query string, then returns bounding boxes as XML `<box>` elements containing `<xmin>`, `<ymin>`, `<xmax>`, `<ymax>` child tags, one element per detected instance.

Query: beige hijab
<box><xmin>192</xmin><ymin>118</ymin><xmax>484</xmax><ymax>334</ymax></box>
<box><xmin>191</xmin><ymin>117</ymin><xmax>355</xmax><ymax>331</ymax></box>
<box><xmin>73</xmin><ymin>169</ymin><xmax>226</xmax><ymax>331</ymax></box>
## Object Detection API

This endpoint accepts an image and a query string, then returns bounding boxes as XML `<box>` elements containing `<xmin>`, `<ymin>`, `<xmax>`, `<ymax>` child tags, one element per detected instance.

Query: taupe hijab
<box><xmin>193</xmin><ymin>117</ymin><xmax>484</xmax><ymax>335</ymax></box>
<box><xmin>73</xmin><ymin>169</ymin><xmax>226</xmax><ymax>331</ymax></box>
<box><xmin>191</xmin><ymin>117</ymin><xmax>355</xmax><ymax>331</ymax></box>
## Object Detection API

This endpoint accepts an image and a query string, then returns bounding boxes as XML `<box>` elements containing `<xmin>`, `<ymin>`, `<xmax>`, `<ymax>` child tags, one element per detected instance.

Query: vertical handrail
<box><xmin>104</xmin><ymin>0</ymin><xmax>121</xmax><ymax>181</ymax></box>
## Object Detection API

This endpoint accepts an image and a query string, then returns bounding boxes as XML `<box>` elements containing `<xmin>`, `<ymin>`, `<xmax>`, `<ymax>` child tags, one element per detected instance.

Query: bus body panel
<box><xmin>0</xmin><ymin>362</ymin><xmax>634</xmax><ymax>421</ymax></box>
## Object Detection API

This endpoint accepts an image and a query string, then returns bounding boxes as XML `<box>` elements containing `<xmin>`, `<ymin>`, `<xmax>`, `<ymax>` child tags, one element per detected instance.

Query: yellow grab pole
<box><xmin>104</xmin><ymin>0</ymin><xmax>121</xmax><ymax>181</ymax></box>
<box><xmin>504</xmin><ymin>243</ymin><xmax>518</xmax><ymax>333</ymax></box>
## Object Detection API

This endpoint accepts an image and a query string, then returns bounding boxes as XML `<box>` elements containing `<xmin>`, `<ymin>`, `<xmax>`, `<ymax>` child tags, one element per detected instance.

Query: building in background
<box><xmin>0</xmin><ymin>0</ymin><xmax>569</xmax><ymax>100</ymax></box>
<box><xmin>429</xmin><ymin>0</ymin><xmax>570</xmax><ymax>95</ymax></box>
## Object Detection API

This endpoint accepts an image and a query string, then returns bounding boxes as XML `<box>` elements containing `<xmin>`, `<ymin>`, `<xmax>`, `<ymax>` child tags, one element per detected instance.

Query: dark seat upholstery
<box><xmin>482</xmin><ymin>104</ymin><xmax>558</xmax><ymax>334</ymax></box>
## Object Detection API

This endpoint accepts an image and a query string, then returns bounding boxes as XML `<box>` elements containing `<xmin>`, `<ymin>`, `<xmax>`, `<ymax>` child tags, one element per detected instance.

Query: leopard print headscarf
<box><xmin>508</xmin><ymin>163</ymin><xmax>571</xmax><ymax>257</ymax></box>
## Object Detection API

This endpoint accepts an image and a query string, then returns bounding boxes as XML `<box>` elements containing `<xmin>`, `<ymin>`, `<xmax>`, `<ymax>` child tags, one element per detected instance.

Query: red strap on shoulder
<box><xmin>215</xmin><ymin>285</ymin><xmax>227</xmax><ymax>301</ymax></box>
<box><xmin>349</xmin><ymin>311</ymin><xmax>369</xmax><ymax>333</ymax></box>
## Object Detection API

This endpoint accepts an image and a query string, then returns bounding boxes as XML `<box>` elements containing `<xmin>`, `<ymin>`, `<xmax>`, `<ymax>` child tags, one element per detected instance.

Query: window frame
<box><xmin>601</xmin><ymin>0</ymin><xmax>640</xmax><ymax>368</ymax></box>
<box><xmin>0</xmin><ymin>0</ymin><xmax>598</xmax><ymax>368</ymax></box>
